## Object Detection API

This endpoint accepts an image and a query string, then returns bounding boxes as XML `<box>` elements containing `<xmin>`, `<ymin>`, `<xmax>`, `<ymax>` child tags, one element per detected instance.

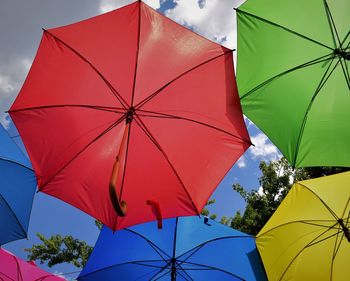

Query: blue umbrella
<box><xmin>78</xmin><ymin>216</ymin><xmax>266</xmax><ymax>280</ymax></box>
<box><xmin>0</xmin><ymin>124</ymin><xmax>36</xmax><ymax>245</ymax></box>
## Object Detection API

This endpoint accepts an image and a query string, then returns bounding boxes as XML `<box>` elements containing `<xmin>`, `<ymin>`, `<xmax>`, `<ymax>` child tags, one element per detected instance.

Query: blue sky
<box><xmin>0</xmin><ymin>0</ymin><xmax>281</xmax><ymax>279</ymax></box>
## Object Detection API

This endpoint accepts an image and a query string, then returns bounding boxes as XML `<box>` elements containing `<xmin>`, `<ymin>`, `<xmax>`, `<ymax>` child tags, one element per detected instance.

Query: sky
<box><xmin>0</xmin><ymin>0</ymin><xmax>281</xmax><ymax>279</ymax></box>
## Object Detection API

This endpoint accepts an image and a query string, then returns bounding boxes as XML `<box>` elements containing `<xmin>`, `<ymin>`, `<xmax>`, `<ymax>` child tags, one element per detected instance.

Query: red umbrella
<box><xmin>9</xmin><ymin>0</ymin><xmax>250</xmax><ymax>230</ymax></box>
<box><xmin>0</xmin><ymin>248</ymin><xmax>65</xmax><ymax>281</ymax></box>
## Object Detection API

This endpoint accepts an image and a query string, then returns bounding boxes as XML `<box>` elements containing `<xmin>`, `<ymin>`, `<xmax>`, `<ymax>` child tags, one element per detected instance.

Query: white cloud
<box><xmin>0</xmin><ymin>58</ymin><xmax>32</xmax><ymax>115</ymax></box>
<box><xmin>236</xmin><ymin>155</ymin><xmax>247</xmax><ymax>168</ymax></box>
<box><xmin>0</xmin><ymin>75</ymin><xmax>15</xmax><ymax>95</ymax></box>
<box><xmin>165</xmin><ymin>0</ymin><xmax>245</xmax><ymax>49</ymax></box>
<box><xmin>249</xmin><ymin>133</ymin><xmax>281</xmax><ymax>161</ymax></box>
<box><xmin>99</xmin><ymin>0</ymin><xmax>161</xmax><ymax>13</ymax></box>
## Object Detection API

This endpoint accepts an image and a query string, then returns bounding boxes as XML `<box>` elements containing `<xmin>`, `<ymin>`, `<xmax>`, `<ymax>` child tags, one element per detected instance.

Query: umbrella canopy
<box><xmin>256</xmin><ymin>171</ymin><xmax>350</xmax><ymax>281</ymax></box>
<box><xmin>78</xmin><ymin>216</ymin><xmax>266</xmax><ymax>281</ymax></box>
<box><xmin>0</xmin><ymin>248</ymin><xmax>65</xmax><ymax>281</ymax></box>
<box><xmin>9</xmin><ymin>1</ymin><xmax>251</xmax><ymax>230</ymax></box>
<box><xmin>0</xmin><ymin>124</ymin><xmax>36</xmax><ymax>245</ymax></box>
<box><xmin>236</xmin><ymin>0</ymin><xmax>350</xmax><ymax>167</ymax></box>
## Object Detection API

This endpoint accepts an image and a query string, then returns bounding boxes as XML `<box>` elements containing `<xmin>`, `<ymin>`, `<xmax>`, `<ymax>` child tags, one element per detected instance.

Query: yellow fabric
<box><xmin>257</xmin><ymin>171</ymin><xmax>350</xmax><ymax>281</ymax></box>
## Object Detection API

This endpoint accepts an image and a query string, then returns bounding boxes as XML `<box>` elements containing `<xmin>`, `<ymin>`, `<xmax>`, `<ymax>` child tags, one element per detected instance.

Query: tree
<box><xmin>25</xmin><ymin>220</ymin><xmax>102</xmax><ymax>269</ymax></box>
<box><xmin>25</xmin><ymin>234</ymin><xmax>92</xmax><ymax>268</ymax></box>
<box><xmin>229</xmin><ymin>158</ymin><xmax>349</xmax><ymax>235</ymax></box>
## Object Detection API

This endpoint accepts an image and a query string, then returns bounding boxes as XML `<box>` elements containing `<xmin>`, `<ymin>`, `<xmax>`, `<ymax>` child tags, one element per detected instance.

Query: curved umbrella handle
<box><xmin>109</xmin><ymin>156</ymin><xmax>127</xmax><ymax>217</ymax></box>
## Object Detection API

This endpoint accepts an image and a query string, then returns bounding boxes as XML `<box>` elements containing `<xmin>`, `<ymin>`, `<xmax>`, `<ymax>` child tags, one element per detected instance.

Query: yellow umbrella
<box><xmin>256</xmin><ymin>172</ymin><xmax>350</xmax><ymax>281</ymax></box>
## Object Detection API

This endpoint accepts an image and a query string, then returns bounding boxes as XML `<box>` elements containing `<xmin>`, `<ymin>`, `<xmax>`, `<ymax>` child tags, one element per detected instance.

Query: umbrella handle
<box><xmin>109</xmin><ymin>157</ymin><xmax>127</xmax><ymax>217</ymax></box>
<box><xmin>147</xmin><ymin>200</ymin><xmax>163</xmax><ymax>229</ymax></box>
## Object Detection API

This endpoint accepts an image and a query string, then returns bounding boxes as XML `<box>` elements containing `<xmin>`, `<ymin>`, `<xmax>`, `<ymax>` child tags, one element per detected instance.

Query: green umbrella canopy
<box><xmin>236</xmin><ymin>0</ymin><xmax>350</xmax><ymax>167</ymax></box>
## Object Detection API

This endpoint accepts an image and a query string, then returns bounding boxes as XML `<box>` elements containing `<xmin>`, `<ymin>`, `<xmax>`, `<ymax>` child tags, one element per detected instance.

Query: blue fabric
<box><xmin>0</xmin><ymin>125</ymin><xmax>36</xmax><ymax>245</ymax></box>
<box><xmin>79</xmin><ymin>217</ymin><xmax>267</xmax><ymax>280</ymax></box>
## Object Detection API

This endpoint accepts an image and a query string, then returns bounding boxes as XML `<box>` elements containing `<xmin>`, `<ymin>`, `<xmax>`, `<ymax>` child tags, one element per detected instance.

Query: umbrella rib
<box><xmin>176</xmin><ymin>244</ymin><xmax>205</xmax><ymax>268</ymax></box>
<box><xmin>339</xmin><ymin>59</ymin><xmax>350</xmax><ymax>89</ymax></box>
<box><xmin>0</xmin><ymin>158</ymin><xmax>33</xmax><ymax>172</ymax></box>
<box><xmin>149</xmin><ymin>261</ymin><xmax>173</xmax><ymax>281</ymax></box>
<box><xmin>174</xmin><ymin>259</ymin><xmax>195</xmax><ymax>281</ymax></box>
<box><xmin>298</xmin><ymin>184</ymin><xmax>340</xmax><ymax>221</ymax></box>
<box><xmin>292</xmin><ymin>57</ymin><xmax>340</xmax><ymax>167</ymax></box>
<box><xmin>176</xmin><ymin>236</ymin><xmax>253</xmax><ymax>261</ymax></box>
<box><xmin>0</xmin><ymin>194</ymin><xmax>27</xmax><ymax>243</ymax></box>
<box><xmin>77</xmin><ymin>260</ymin><xmax>165</xmax><ymax>279</ymax></box>
<box><xmin>341</xmin><ymin>31</ymin><xmax>350</xmax><ymax>48</ymax></box>
<box><xmin>130</xmin><ymin>0</ymin><xmax>142</xmax><ymax>107</ymax></box>
<box><xmin>323</xmin><ymin>0</ymin><xmax>342</xmax><ymax>47</ymax></box>
<box><xmin>179</xmin><ymin>261</ymin><xmax>246</xmax><ymax>281</ymax></box>
<box><xmin>258</xmin><ymin>219</ymin><xmax>339</xmax><ymax>237</ymax></box>
<box><xmin>175</xmin><ymin>268</ymin><xmax>193</xmax><ymax>281</ymax></box>
<box><xmin>8</xmin><ymin>104</ymin><xmax>125</xmax><ymax>114</ymax></box>
<box><xmin>38</xmin><ymin>115</ymin><xmax>126</xmax><ymax>191</ymax></box>
<box><xmin>331</xmin><ymin>231</ymin><xmax>345</xmax><ymax>280</ymax></box>
<box><xmin>235</xmin><ymin>9</ymin><xmax>333</xmax><ymax>51</ymax></box>
<box><xmin>240</xmin><ymin>54</ymin><xmax>333</xmax><ymax>100</ymax></box>
<box><xmin>133</xmin><ymin>115</ymin><xmax>201</xmax><ymax>216</ymax></box>
<box><xmin>124</xmin><ymin>228</ymin><xmax>171</xmax><ymax>261</ymax></box>
<box><xmin>134</xmin><ymin>50</ymin><xmax>233</xmax><ymax>109</ymax></box>
<box><xmin>136</xmin><ymin>109</ymin><xmax>252</xmax><ymax>145</ymax></box>
<box><xmin>340</xmin><ymin>197</ymin><xmax>350</xmax><ymax>220</ymax></box>
<box><xmin>277</xmin><ymin>223</ymin><xmax>338</xmax><ymax>281</ymax></box>
<box><xmin>43</xmin><ymin>29</ymin><xmax>129</xmax><ymax>110</ymax></box>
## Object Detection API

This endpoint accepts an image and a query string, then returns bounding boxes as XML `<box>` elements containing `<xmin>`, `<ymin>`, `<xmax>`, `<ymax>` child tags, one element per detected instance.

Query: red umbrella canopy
<box><xmin>9</xmin><ymin>1</ymin><xmax>251</xmax><ymax>230</ymax></box>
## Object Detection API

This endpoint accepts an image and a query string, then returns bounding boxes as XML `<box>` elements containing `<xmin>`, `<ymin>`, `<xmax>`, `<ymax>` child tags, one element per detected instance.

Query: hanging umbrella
<box><xmin>78</xmin><ymin>216</ymin><xmax>266</xmax><ymax>281</ymax></box>
<box><xmin>236</xmin><ymin>0</ymin><xmax>350</xmax><ymax>167</ymax></box>
<box><xmin>9</xmin><ymin>0</ymin><xmax>251</xmax><ymax>230</ymax></box>
<box><xmin>256</xmin><ymin>171</ymin><xmax>350</xmax><ymax>281</ymax></box>
<box><xmin>0</xmin><ymin>248</ymin><xmax>65</xmax><ymax>281</ymax></box>
<box><xmin>0</xmin><ymin>124</ymin><xmax>36</xmax><ymax>245</ymax></box>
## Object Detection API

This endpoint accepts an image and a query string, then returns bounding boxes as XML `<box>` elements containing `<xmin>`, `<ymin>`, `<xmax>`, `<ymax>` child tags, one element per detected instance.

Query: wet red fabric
<box><xmin>10</xmin><ymin>1</ymin><xmax>250</xmax><ymax>230</ymax></box>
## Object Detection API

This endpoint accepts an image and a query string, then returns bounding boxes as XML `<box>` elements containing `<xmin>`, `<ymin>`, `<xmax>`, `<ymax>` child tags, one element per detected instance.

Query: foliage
<box><xmin>25</xmin><ymin>233</ymin><xmax>93</xmax><ymax>268</ymax></box>
<box><xmin>201</xmin><ymin>198</ymin><xmax>217</xmax><ymax>220</ymax></box>
<box><xmin>229</xmin><ymin>158</ymin><xmax>349</xmax><ymax>235</ymax></box>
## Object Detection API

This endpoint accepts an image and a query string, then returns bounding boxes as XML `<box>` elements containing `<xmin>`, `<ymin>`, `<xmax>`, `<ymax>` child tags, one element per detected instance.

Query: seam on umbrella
<box><xmin>0</xmin><ymin>194</ymin><xmax>27</xmax><ymax>244</ymax></box>
<box><xmin>277</xmin><ymin>225</ymin><xmax>340</xmax><ymax>281</ymax></box>
<box><xmin>257</xmin><ymin>219</ymin><xmax>341</xmax><ymax>238</ymax></box>
<box><xmin>323</xmin><ymin>0</ymin><xmax>342</xmax><ymax>47</ymax></box>
<box><xmin>239</xmin><ymin>53</ymin><xmax>333</xmax><ymax>101</ymax></box>
<box><xmin>38</xmin><ymin>115</ymin><xmax>126</xmax><ymax>191</ymax></box>
<box><xmin>177</xmin><ymin>261</ymin><xmax>246</xmax><ymax>281</ymax></box>
<box><xmin>78</xmin><ymin>260</ymin><xmax>166</xmax><ymax>279</ymax></box>
<box><xmin>130</xmin><ymin>0</ymin><xmax>142</xmax><ymax>107</ymax></box>
<box><xmin>339</xmin><ymin>58</ymin><xmax>350</xmax><ymax>89</ymax></box>
<box><xmin>137</xmin><ymin>109</ymin><xmax>253</xmax><ymax>145</ymax></box>
<box><xmin>0</xmin><ymin>158</ymin><xmax>33</xmax><ymax>172</ymax></box>
<box><xmin>341</xmin><ymin>32</ymin><xmax>350</xmax><ymax>48</ymax></box>
<box><xmin>134</xmin><ymin>50</ymin><xmax>233</xmax><ymax>109</ymax></box>
<box><xmin>292</xmin><ymin>57</ymin><xmax>340</xmax><ymax>167</ymax></box>
<box><xmin>124</xmin><ymin>228</ymin><xmax>171</xmax><ymax>261</ymax></box>
<box><xmin>42</xmin><ymin>29</ymin><xmax>129</xmax><ymax>110</ymax></box>
<box><xmin>149</xmin><ymin>260</ymin><xmax>173</xmax><ymax>281</ymax></box>
<box><xmin>330</xmin><ymin>224</ymin><xmax>346</xmax><ymax>279</ymax></box>
<box><xmin>133</xmin><ymin>115</ymin><xmax>200</xmax><ymax>216</ymax></box>
<box><xmin>175</xmin><ymin>236</ymin><xmax>253</xmax><ymax>261</ymax></box>
<box><xmin>235</xmin><ymin>9</ymin><xmax>334</xmax><ymax>51</ymax></box>
<box><xmin>8</xmin><ymin>105</ymin><xmax>125</xmax><ymax>115</ymax></box>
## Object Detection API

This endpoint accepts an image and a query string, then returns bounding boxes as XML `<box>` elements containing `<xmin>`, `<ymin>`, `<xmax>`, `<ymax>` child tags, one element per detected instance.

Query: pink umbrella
<box><xmin>0</xmin><ymin>248</ymin><xmax>65</xmax><ymax>281</ymax></box>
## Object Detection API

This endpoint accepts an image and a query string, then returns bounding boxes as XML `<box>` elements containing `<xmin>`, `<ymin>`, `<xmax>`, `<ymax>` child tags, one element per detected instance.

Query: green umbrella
<box><xmin>236</xmin><ymin>0</ymin><xmax>350</xmax><ymax>167</ymax></box>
